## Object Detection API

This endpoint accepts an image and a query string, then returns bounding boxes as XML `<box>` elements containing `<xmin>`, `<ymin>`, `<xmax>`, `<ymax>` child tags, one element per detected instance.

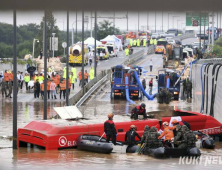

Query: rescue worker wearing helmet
<box><xmin>171</xmin><ymin>119</ymin><xmax>191</xmax><ymax>137</ymax></box>
<box><xmin>158</xmin><ymin>122</ymin><xmax>175</xmax><ymax>147</ymax></box>
<box><xmin>177</xmin><ymin>125</ymin><xmax>197</xmax><ymax>148</ymax></box>
<box><xmin>131</xmin><ymin>103</ymin><xmax>147</xmax><ymax>120</ymax></box>
<box><xmin>173</xmin><ymin>124</ymin><xmax>183</xmax><ymax>147</ymax></box>
<box><xmin>125</xmin><ymin>125</ymin><xmax>141</xmax><ymax>145</ymax></box>
<box><xmin>146</xmin><ymin>126</ymin><xmax>162</xmax><ymax>148</ymax></box>
<box><xmin>104</xmin><ymin>113</ymin><xmax>117</xmax><ymax>145</ymax></box>
<box><xmin>141</xmin><ymin>125</ymin><xmax>150</xmax><ymax>145</ymax></box>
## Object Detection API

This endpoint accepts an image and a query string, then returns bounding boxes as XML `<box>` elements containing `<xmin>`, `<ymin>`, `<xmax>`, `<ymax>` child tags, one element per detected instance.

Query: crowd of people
<box><xmin>104</xmin><ymin>112</ymin><xmax>197</xmax><ymax>152</ymax></box>
<box><xmin>0</xmin><ymin>66</ymin><xmax>95</xmax><ymax>100</ymax></box>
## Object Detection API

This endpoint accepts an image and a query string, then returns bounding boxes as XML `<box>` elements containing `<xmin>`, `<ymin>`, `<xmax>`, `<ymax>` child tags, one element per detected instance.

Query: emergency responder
<box><xmin>131</xmin><ymin>103</ymin><xmax>147</xmax><ymax>120</ymax></box>
<box><xmin>84</xmin><ymin>70</ymin><xmax>89</xmax><ymax>84</ymax></box>
<box><xmin>149</xmin><ymin>78</ymin><xmax>153</xmax><ymax>95</ymax></box>
<box><xmin>71</xmin><ymin>67</ymin><xmax>77</xmax><ymax>82</ymax></box>
<box><xmin>137</xmin><ymin>38</ymin><xmax>140</xmax><ymax>47</ymax></box>
<box><xmin>158</xmin><ymin>122</ymin><xmax>175</xmax><ymax>147</ymax></box>
<box><xmin>182</xmin><ymin>78</ymin><xmax>187</xmax><ymax>98</ymax></box>
<box><xmin>133</xmin><ymin>39</ymin><xmax>137</xmax><ymax>47</ymax></box>
<box><xmin>78</xmin><ymin>71</ymin><xmax>82</xmax><ymax>87</ymax></box>
<box><xmin>1</xmin><ymin>79</ymin><xmax>8</xmax><ymax>98</ymax></box>
<box><xmin>146</xmin><ymin>126</ymin><xmax>161</xmax><ymax>148</ymax></box>
<box><xmin>70</xmin><ymin>72</ymin><xmax>75</xmax><ymax>90</ymax></box>
<box><xmin>150</xmin><ymin>38</ymin><xmax>154</xmax><ymax>46</ymax></box>
<box><xmin>47</xmin><ymin>79</ymin><xmax>51</xmax><ymax>99</ymax></box>
<box><xmin>129</xmin><ymin>39</ymin><xmax>133</xmax><ymax>47</ymax></box>
<box><xmin>104</xmin><ymin>113</ymin><xmax>117</xmax><ymax>145</ymax></box>
<box><xmin>24</xmin><ymin>73</ymin><xmax>30</xmax><ymax>91</ymax></box>
<box><xmin>34</xmin><ymin>79</ymin><xmax>40</xmax><ymax>98</ymax></box>
<box><xmin>6</xmin><ymin>79</ymin><xmax>13</xmax><ymax>98</ymax></box>
<box><xmin>90</xmin><ymin>67</ymin><xmax>94</xmax><ymax>80</ymax></box>
<box><xmin>178</xmin><ymin>125</ymin><xmax>196</xmax><ymax>148</ymax></box>
<box><xmin>186</xmin><ymin>79</ymin><xmax>192</xmax><ymax>98</ymax></box>
<box><xmin>60</xmin><ymin>78</ymin><xmax>66</xmax><ymax>99</ymax></box>
<box><xmin>40</xmin><ymin>80</ymin><xmax>44</xmax><ymax>99</ymax></box>
<box><xmin>173</xmin><ymin>124</ymin><xmax>183</xmax><ymax>147</ymax></box>
<box><xmin>39</xmin><ymin>73</ymin><xmax>44</xmax><ymax>83</ymax></box>
<box><xmin>125</xmin><ymin>125</ymin><xmax>141</xmax><ymax>145</ymax></box>
<box><xmin>63</xmin><ymin>66</ymin><xmax>67</xmax><ymax>79</ymax></box>
<box><xmin>143</xmin><ymin>39</ymin><xmax>146</xmax><ymax>47</ymax></box>
<box><xmin>4</xmin><ymin>70</ymin><xmax>9</xmax><ymax>84</ymax></box>
<box><xmin>125</xmin><ymin>47</ymin><xmax>129</xmax><ymax>56</ymax></box>
<box><xmin>141</xmin><ymin>125</ymin><xmax>150</xmax><ymax>145</ymax></box>
<box><xmin>154</xmin><ymin>39</ymin><xmax>157</xmax><ymax>46</ymax></box>
<box><xmin>142</xmin><ymin>77</ymin><xmax>146</xmax><ymax>91</ymax></box>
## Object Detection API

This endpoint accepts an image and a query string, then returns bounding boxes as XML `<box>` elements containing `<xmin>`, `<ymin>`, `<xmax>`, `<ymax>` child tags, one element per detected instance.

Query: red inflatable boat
<box><xmin>17</xmin><ymin>110</ymin><xmax>222</xmax><ymax>150</ymax></box>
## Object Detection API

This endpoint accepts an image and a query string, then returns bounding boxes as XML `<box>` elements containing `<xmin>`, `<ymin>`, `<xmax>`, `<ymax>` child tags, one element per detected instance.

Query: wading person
<box><xmin>149</xmin><ymin>78</ymin><xmax>153</xmax><ymax>95</ymax></box>
<box><xmin>59</xmin><ymin>79</ymin><xmax>66</xmax><ymax>99</ymax></box>
<box><xmin>50</xmin><ymin>79</ymin><xmax>57</xmax><ymax>99</ymax></box>
<box><xmin>34</xmin><ymin>79</ymin><xmax>40</xmax><ymax>98</ymax></box>
<box><xmin>131</xmin><ymin>103</ymin><xmax>147</xmax><ymax>120</ymax></box>
<box><xmin>1</xmin><ymin>79</ymin><xmax>7</xmax><ymax>98</ymax></box>
<box><xmin>125</xmin><ymin>125</ymin><xmax>141</xmax><ymax>145</ymax></box>
<box><xmin>6</xmin><ymin>79</ymin><xmax>13</xmax><ymax>98</ymax></box>
<box><xmin>104</xmin><ymin>113</ymin><xmax>117</xmax><ymax>145</ymax></box>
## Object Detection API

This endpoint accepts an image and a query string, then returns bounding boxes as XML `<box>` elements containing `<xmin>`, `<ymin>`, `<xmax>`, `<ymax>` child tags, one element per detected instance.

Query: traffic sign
<box><xmin>186</xmin><ymin>12</ymin><xmax>208</xmax><ymax>26</ymax></box>
<box><xmin>62</xmin><ymin>42</ymin><xmax>67</xmax><ymax>48</ymax></box>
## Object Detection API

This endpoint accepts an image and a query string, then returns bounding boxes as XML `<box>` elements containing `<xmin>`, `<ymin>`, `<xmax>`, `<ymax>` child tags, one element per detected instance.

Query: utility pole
<box><xmin>208</xmin><ymin>12</ymin><xmax>211</xmax><ymax>46</ymax></box>
<box><xmin>94</xmin><ymin>11</ymin><xmax>97</xmax><ymax>77</ymax></box>
<box><xmin>212</xmin><ymin>12</ymin><xmax>215</xmax><ymax>47</ymax></box>
<box><xmin>113</xmin><ymin>12</ymin><xmax>115</xmax><ymax>35</ymax></box>
<box><xmin>66</xmin><ymin>11</ymin><xmax>69</xmax><ymax>106</ymax></box>
<box><xmin>43</xmin><ymin>11</ymin><xmax>47</xmax><ymax>120</ymax></box>
<box><xmin>204</xmin><ymin>12</ymin><xmax>206</xmax><ymax>50</ymax></box>
<box><xmin>82</xmin><ymin>11</ymin><xmax>85</xmax><ymax>94</ymax></box>
<box><xmin>90</xmin><ymin>11</ymin><xmax>93</xmax><ymax>37</ymax></box>
<box><xmin>199</xmin><ymin>12</ymin><xmax>201</xmax><ymax>50</ymax></box>
<box><xmin>162</xmin><ymin>11</ymin><xmax>163</xmax><ymax>32</ymax></box>
<box><xmin>147</xmin><ymin>11</ymin><xmax>149</xmax><ymax>30</ymax></box>
<box><xmin>13</xmin><ymin>7</ymin><xmax>17</xmax><ymax>149</ymax></box>
<box><xmin>75</xmin><ymin>11</ymin><xmax>77</xmax><ymax>43</ymax></box>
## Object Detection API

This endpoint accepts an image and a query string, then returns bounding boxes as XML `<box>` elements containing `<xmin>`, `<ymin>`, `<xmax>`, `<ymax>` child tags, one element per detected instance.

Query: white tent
<box><xmin>84</xmin><ymin>37</ymin><xmax>102</xmax><ymax>46</ymax></box>
<box><xmin>100</xmin><ymin>35</ymin><xmax>123</xmax><ymax>51</ymax></box>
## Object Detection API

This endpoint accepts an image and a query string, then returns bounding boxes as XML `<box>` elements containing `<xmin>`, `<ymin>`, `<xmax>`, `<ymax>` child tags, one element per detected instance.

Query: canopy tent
<box><xmin>100</xmin><ymin>35</ymin><xmax>123</xmax><ymax>51</ymax></box>
<box><xmin>84</xmin><ymin>37</ymin><xmax>102</xmax><ymax>46</ymax></box>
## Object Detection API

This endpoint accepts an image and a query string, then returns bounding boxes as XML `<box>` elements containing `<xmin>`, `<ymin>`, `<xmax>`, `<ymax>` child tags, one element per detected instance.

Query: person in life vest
<box><xmin>133</xmin><ymin>39</ymin><xmax>137</xmax><ymax>47</ymax></box>
<box><xmin>78</xmin><ymin>71</ymin><xmax>82</xmax><ymax>87</ymax></box>
<box><xmin>131</xmin><ymin>103</ymin><xmax>147</xmax><ymax>120</ymax></box>
<box><xmin>150</xmin><ymin>38</ymin><xmax>154</xmax><ymax>45</ymax></box>
<box><xmin>90</xmin><ymin>67</ymin><xmax>94</xmax><ymax>80</ymax></box>
<box><xmin>129</xmin><ymin>39</ymin><xmax>133</xmax><ymax>47</ymax></box>
<box><xmin>125</xmin><ymin>47</ymin><xmax>129</xmax><ymax>56</ymax></box>
<box><xmin>158</xmin><ymin>122</ymin><xmax>175</xmax><ymax>148</ymax></box>
<box><xmin>4</xmin><ymin>70</ymin><xmax>9</xmax><ymax>83</ymax></box>
<box><xmin>104</xmin><ymin>113</ymin><xmax>117</xmax><ymax>145</ymax></box>
<box><xmin>70</xmin><ymin>72</ymin><xmax>75</xmax><ymax>90</ymax></box>
<box><xmin>40</xmin><ymin>80</ymin><xmax>45</xmax><ymax>99</ymax></box>
<box><xmin>59</xmin><ymin>78</ymin><xmax>66</xmax><ymax>99</ymax></box>
<box><xmin>63</xmin><ymin>66</ymin><xmax>67</xmax><ymax>79</ymax></box>
<box><xmin>71</xmin><ymin>67</ymin><xmax>77</xmax><ymax>82</ymax></box>
<box><xmin>143</xmin><ymin>39</ymin><xmax>146</xmax><ymax>47</ymax></box>
<box><xmin>24</xmin><ymin>73</ymin><xmax>30</xmax><ymax>91</ymax></box>
<box><xmin>84</xmin><ymin>70</ymin><xmax>89</xmax><ymax>84</ymax></box>
<box><xmin>8</xmin><ymin>71</ymin><xmax>13</xmax><ymax>85</ymax></box>
<box><xmin>38</xmin><ymin>73</ymin><xmax>44</xmax><ymax>83</ymax></box>
<box><xmin>125</xmin><ymin>125</ymin><xmax>141</xmax><ymax>145</ymax></box>
<box><xmin>47</xmin><ymin>79</ymin><xmax>51</xmax><ymax>99</ymax></box>
<box><xmin>146</xmin><ymin>126</ymin><xmax>162</xmax><ymax>148</ymax></box>
<box><xmin>176</xmin><ymin>125</ymin><xmax>197</xmax><ymax>148</ymax></box>
<box><xmin>137</xmin><ymin>38</ymin><xmax>140</xmax><ymax>47</ymax></box>
<box><xmin>154</xmin><ymin>39</ymin><xmax>157</xmax><ymax>46</ymax></box>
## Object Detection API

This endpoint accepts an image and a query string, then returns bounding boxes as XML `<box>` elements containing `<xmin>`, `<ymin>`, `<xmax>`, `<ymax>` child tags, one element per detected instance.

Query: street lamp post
<box><xmin>155</xmin><ymin>11</ymin><xmax>156</xmax><ymax>32</ymax></box>
<box><xmin>52</xmin><ymin>33</ymin><xmax>56</xmax><ymax>57</ymax></box>
<box><xmin>32</xmin><ymin>38</ymin><xmax>39</xmax><ymax>58</ymax></box>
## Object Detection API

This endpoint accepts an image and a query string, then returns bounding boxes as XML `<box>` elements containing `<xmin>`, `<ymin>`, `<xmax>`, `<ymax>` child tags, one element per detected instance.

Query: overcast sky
<box><xmin>0</xmin><ymin>10</ymin><xmax>187</xmax><ymax>32</ymax></box>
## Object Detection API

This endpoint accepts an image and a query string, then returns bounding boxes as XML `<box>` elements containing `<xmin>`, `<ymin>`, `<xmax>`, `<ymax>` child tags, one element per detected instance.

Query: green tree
<box><xmin>0</xmin><ymin>42</ymin><xmax>13</xmax><ymax>58</ymax></box>
<box><xmin>212</xmin><ymin>45</ymin><xmax>222</xmax><ymax>57</ymax></box>
<box><xmin>37</xmin><ymin>11</ymin><xmax>59</xmax><ymax>57</ymax></box>
<box><xmin>215</xmin><ymin>36</ymin><xmax>222</xmax><ymax>47</ymax></box>
<box><xmin>19</xmin><ymin>49</ymin><xmax>32</xmax><ymax>59</ymax></box>
<box><xmin>95</xmin><ymin>20</ymin><xmax>121</xmax><ymax>40</ymax></box>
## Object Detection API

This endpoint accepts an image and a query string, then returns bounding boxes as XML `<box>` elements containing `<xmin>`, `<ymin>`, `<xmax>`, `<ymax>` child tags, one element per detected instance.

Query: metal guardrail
<box><xmin>173</xmin><ymin>33</ymin><xmax>195</xmax><ymax>41</ymax></box>
<box><xmin>69</xmin><ymin>70</ymin><xmax>111</xmax><ymax>106</ymax></box>
<box><xmin>197</xmin><ymin>58</ymin><xmax>222</xmax><ymax>64</ymax></box>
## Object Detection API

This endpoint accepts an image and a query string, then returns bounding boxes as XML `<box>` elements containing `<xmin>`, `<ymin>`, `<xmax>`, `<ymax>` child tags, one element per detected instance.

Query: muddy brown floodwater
<box><xmin>1</xmin><ymin>80</ymin><xmax>222</xmax><ymax>169</ymax></box>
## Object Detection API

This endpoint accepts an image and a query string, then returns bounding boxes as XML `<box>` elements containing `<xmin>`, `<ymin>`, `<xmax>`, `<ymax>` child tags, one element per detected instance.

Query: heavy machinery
<box><xmin>163</xmin><ymin>44</ymin><xmax>183</xmax><ymax>68</ymax></box>
<box><xmin>69</xmin><ymin>44</ymin><xmax>89</xmax><ymax>66</ymax></box>
<box><xmin>110</xmin><ymin>65</ymin><xmax>143</xmax><ymax>99</ymax></box>
<box><xmin>157</xmin><ymin>69</ymin><xmax>180</xmax><ymax>100</ymax></box>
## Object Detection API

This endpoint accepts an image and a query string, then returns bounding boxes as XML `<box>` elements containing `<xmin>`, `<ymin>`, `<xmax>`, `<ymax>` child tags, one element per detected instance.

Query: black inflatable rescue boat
<box><xmin>194</xmin><ymin>131</ymin><xmax>215</xmax><ymax>149</ymax></box>
<box><xmin>77</xmin><ymin>135</ymin><xmax>114</xmax><ymax>154</ymax></box>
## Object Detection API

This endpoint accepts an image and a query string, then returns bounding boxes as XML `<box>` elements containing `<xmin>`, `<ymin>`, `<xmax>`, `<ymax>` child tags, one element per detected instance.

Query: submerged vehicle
<box><xmin>157</xmin><ymin>69</ymin><xmax>180</xmax><ymax>100</ymax></box>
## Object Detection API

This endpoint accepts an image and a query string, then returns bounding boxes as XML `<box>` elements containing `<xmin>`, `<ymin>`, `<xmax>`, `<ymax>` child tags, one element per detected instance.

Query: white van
<box><xmin>106</xmin><ymin>43</ymin><xmax>118</xmax><ymax>57</ymax></box>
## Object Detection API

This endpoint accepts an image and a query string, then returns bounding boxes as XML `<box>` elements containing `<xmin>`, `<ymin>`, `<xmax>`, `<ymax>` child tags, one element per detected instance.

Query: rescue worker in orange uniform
<box><xmin>158</xmin><ymin>121</ymin><xmax>175</xmax><ymax>148</ymax></box>
<box><xmin>4</xmin><ymin>70</ymin><xmax>9</xmax><ymax>83</ymax></box>
<box><xmin>40</xmin><ymin>80</ymin><xmax>45</xmax><ymax>99</ymax></box>
<box><xmin>104</xmin><ymin>113</ymin><xmax>117</xmax><ymax>145</ymax></box>
<box><xmin>59</xmin><ymin>79</ymin><xmax>66</xmax><ymax>99</ymax></box>
<box><xmin>78</xmin><ymin>71</ymin><xmax>82</xmax><ymax>87</ymax></box>
<box><xmin>47</xmin><ymin>79</ymin><xmax>51</xmax><ymax>99</ymax></box>
<box><xmin>84</xmin><ymin>70</ymin><xmax>89</xmax><ymax>84</ymax></box>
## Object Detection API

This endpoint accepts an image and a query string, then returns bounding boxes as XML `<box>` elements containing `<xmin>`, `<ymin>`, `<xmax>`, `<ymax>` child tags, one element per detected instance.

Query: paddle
<box><xmin>98</xmin><ymin>132</ymin><xmax>105</xmax><ymax>141</ymax></box>
<box><xmin>137</xmin><ymin>143</ymin><xmax>145</xmax><ymax>154</ymax></box>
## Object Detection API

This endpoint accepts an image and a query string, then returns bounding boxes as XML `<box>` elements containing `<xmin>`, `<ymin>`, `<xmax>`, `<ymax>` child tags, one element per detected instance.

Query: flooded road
<box><xmin>1</xmin><ymin>53</ymin><xmax>222</xmax><ymax>169</ymax></box>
